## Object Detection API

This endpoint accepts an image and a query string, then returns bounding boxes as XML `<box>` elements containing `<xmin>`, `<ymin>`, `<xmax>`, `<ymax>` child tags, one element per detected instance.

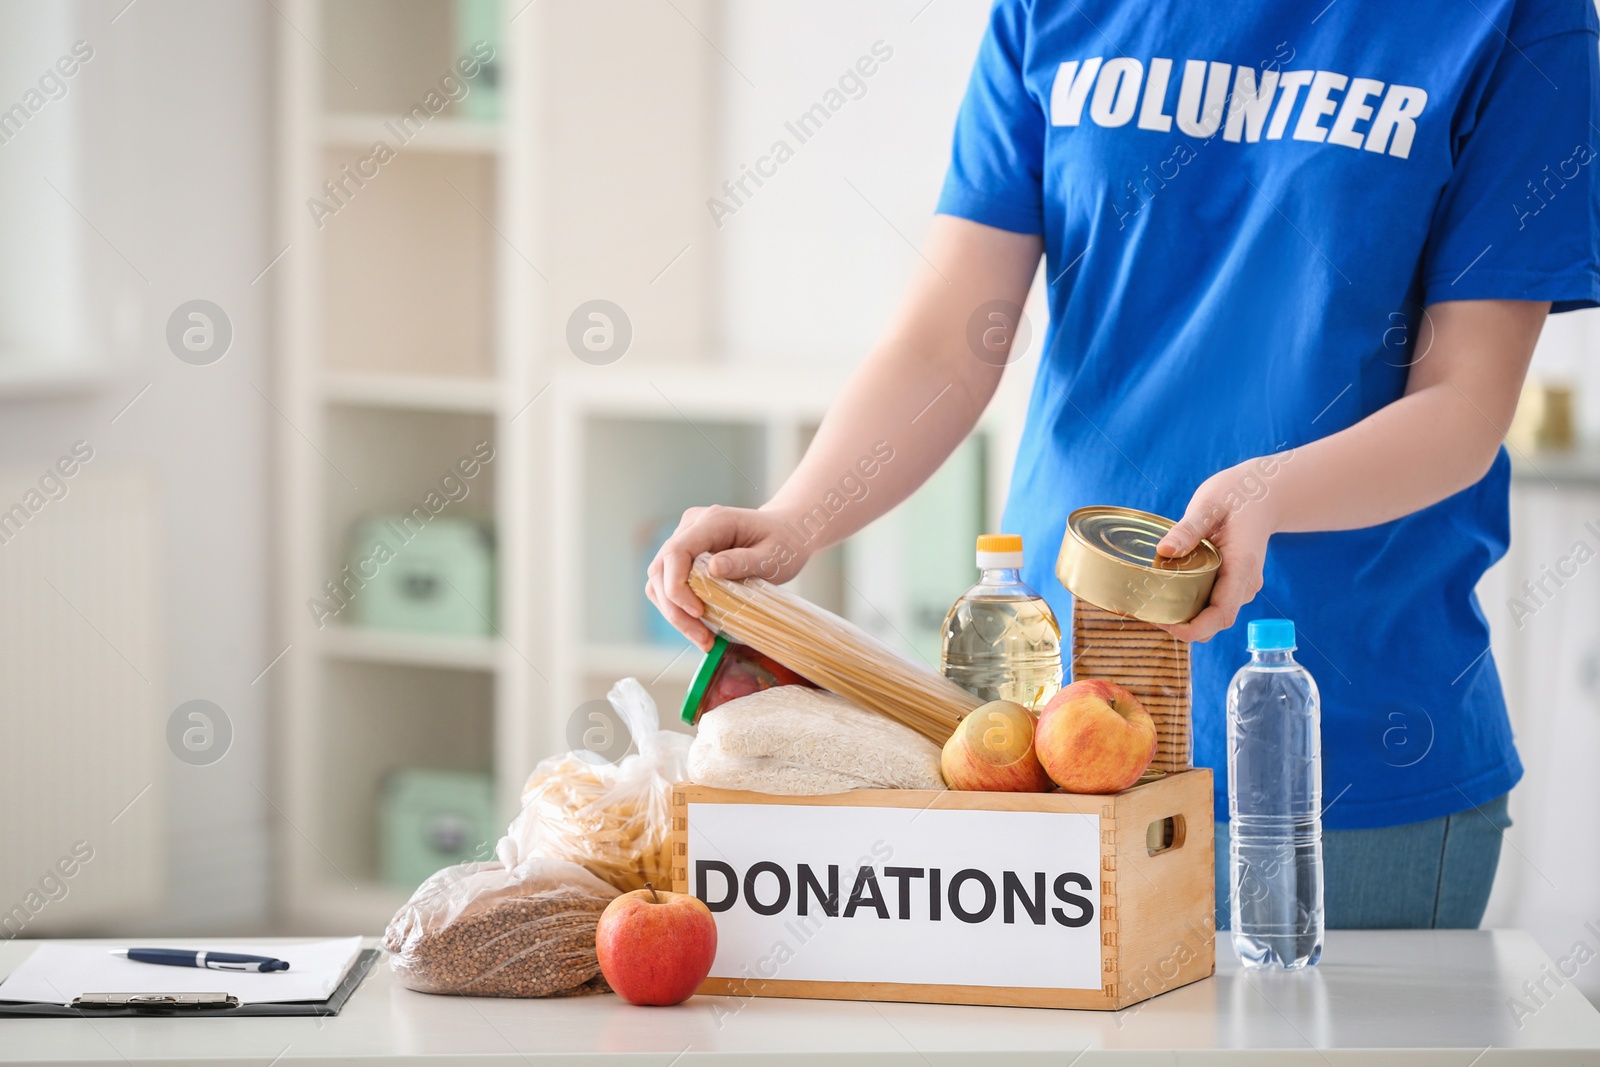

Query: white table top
<box><xmin>2</xmin><ymin>930</ymin><xmax>1598</xmax><ymax>1065</ymax></box>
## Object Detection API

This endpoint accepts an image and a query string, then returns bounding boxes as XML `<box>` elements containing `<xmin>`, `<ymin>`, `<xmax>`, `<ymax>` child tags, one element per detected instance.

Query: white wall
<box><xmin>714</xmin><ymin>0</ymin><xmax>993</xmax><ymax>370</ymax></box>
<box><xmin>0</xmin><ymin>0</ymin><xmax>273</xmax><ymax>935</ymax></box>
<box><xmin>712</xmin><ymin>0</ymin><xmax>1040</xmax><ymax>526</ymax></box>
<box><xmin>0</xmin><ymin>4</ymin><xmax>88</xmax><ymax>367</ymax></box>
<box><xmin>1480</xmin><ymin>306</ymin><xmax>1600</xmax><ymax>1003</ymax></box>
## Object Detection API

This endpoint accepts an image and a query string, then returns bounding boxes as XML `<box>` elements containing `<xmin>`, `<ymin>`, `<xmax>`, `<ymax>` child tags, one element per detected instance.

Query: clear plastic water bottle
<box><xmin>940</xmin><ymin>534</ymin><xmax>1062</xmax><ymax>712</ymax></box>
<box><xmin>1227</xmin><ymin>618</ymin><xmax>1323</xmax><ymax>969</ymax></box>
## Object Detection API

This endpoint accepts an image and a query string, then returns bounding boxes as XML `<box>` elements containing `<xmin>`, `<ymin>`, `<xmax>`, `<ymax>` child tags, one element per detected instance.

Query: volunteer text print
<box><xmin>1051</xmin><ymin>56</ymin><xmax>1426</xmax><ymax>158</ymax></box>
<box><xmin>695</xmin><ymin>858</ymin><xmax>1095</xmax><ymax>928</ymax></box>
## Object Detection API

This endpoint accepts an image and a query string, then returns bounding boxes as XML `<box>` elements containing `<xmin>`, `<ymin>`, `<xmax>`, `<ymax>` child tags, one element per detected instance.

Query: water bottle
<box><xmin>1227</xmin><ymin>618</ymin><xmax>1323</xmax><ymax>969</ymax></box>
<box><xmin>940</xmin><ymin>534</ymin><xmax>1062</xmax><ymax>712</ymax></box>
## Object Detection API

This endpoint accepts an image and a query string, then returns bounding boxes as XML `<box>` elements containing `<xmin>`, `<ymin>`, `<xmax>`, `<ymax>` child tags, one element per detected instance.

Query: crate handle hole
<box><xmin>1145</xmin><ymin>815</ymin><xmax>1186</xmax><ymax>856</ymax></box>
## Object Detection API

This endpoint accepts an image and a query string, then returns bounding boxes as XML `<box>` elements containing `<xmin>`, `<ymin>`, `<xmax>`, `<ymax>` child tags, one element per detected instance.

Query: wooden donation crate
<box><xmin>670</xmin><ymin>768</ymin><xmax>1214</xmax><ymax>1010</ymax></box>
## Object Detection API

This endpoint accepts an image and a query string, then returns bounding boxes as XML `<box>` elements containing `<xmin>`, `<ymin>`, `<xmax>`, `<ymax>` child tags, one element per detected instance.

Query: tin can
<box><xmin>1055</xmin><ymin>506</ymin><xmax>1220</xmax><ymax>625</ymax></box>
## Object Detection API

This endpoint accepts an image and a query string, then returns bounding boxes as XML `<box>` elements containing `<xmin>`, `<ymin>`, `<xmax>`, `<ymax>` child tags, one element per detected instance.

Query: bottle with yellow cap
<box><xmin>939</xmin><ymin>534</ymin><xmax>1062</xmax><ymax>712</ymax></box>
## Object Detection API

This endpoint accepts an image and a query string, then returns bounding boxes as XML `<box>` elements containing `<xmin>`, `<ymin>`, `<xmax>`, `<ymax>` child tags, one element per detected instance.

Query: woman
<box><xmin>648</xmin><ymin>0</ymin><xmax>1600</xmax><ymax>928</ymax></box>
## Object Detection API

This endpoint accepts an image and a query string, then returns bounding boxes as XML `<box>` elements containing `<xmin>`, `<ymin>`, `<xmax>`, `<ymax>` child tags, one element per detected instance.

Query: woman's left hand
<box><xmin>1154</xmin><ymin>458</ymin><xmax>1286</xmax><ymax>642</ymax></box>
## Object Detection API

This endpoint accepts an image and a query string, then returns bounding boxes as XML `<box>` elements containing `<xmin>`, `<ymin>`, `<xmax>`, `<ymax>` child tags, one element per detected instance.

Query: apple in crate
<box><xmin>941</xmin><ymin>699</ymin><xmax>1054</xmax><ymax>792</ymax></box>
<box><xmin>1035</xmin><ymin>679</ymin><xmax>1157</xmax><ymax>794</ymax></box>
<box><xmin>596</xmin><ymin>884</ymin><xmax>718</xmax><ymax>1006</ymax></box>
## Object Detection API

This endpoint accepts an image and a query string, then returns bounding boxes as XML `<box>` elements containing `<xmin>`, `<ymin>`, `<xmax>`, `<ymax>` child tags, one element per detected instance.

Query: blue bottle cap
<box><xmin>1247</xmin><ymin>618</ymin><xmax>1296</xmax><ymax>651</ymax></box>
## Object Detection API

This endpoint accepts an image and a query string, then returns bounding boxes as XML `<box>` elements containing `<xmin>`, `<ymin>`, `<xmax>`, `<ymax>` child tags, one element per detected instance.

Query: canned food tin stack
<box><xmin>1056</xmin><ymin>507</ymin><xmax>1220</xmax><ymax>775</ymax></box>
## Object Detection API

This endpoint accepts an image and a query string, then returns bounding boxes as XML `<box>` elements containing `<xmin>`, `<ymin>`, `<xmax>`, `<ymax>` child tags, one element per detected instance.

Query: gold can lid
<box><xmin>1067</xmin><ymin>507</ymin><xmax>1221</xmax><ymax>575</ymax></box>
<box><xmin>1058</xmin><ymin>506</ymin><xmax>1220</xmax><ymax>624</ymax></box>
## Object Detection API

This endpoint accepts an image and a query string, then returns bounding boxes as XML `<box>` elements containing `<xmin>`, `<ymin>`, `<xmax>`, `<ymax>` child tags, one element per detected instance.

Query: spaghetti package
<box><xmin>508</xmin><ymin>678</ymin><xmax>690</xmax><ymax>893</ymax></box>
<box><xmin>687</xmin><ymin>555</ymin><xmax>980</xmax><ymax>746</ymax></box>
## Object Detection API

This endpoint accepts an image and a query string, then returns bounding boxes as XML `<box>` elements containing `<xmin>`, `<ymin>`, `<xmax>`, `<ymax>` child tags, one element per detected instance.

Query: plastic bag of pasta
<box><xmin>508</xmin><ymin>677</ymin><xmax>690</xmax><ymax>894</ymax></box>
<box><xmin>383</xmin><ymin>839</ymin><xmax>618</xmax><ymax>997</ymax></box>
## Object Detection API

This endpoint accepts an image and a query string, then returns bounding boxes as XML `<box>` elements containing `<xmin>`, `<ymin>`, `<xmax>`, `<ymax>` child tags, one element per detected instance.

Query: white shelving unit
<box><xmin>321</xmin><ymin>113</ymin><xmax>503</xmax><ymax>155</ymax></box>
<box><xmin>547</xmin><ymin>371</ymin><xmax>839</xmax><ymax>741</ymax></box>
<box><xmin>318</xmin><ymin>627</ymin><xmax>502</xmax><ymax>672</ymax></box>
<box><xmin>273</xmin><ymin>0</ymin><xmax>1025</xmax><ymax>932</ymax></box>
<box><xmin>321</xmin><ymin>371</ymin><xmax>500</xmax><ymax>414</ymax></box>
<box><xmin>274</xmin><ymin>0</ymin><xmax>541</xmax><ymax>932</ymax></box>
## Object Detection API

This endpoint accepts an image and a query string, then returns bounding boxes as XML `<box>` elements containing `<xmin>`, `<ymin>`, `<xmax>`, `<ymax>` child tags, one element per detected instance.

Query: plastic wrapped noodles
<box><xmin>687</xmin><ymin>555</ymin><xmax>980</xmax><ymax>746</ymax></box>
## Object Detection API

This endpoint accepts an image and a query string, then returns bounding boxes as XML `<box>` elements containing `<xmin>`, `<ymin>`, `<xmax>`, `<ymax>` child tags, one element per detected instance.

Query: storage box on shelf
<box><xmin>320</xmin><ymin>414</ymin><xmax>498</xmax><ymax>644</ymax></box>
<box><xmin>318</xmin><ymin>660</ymin><xmax>494</xmax><ymax>886</ymax></box>
<box><xmin>321</xmin><ymin>0</ymin><xmax>499</xmax><ymax>117</ymax></box>
<box><xmin>381</xmin><ymin>767</ymin><xmax>498</xmax><ymax>889</ymax></box>
<box><xmin>671</xmin><ymin>770</ymin><xmax>1215</xmax><ymax>1010</ymax></box>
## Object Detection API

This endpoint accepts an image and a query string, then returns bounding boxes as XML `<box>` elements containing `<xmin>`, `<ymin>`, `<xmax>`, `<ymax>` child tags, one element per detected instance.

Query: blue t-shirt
<box><xmin>937</xmin><ymin>0</ymin><xmax>1600</xmax><ymax>829</ymax></box>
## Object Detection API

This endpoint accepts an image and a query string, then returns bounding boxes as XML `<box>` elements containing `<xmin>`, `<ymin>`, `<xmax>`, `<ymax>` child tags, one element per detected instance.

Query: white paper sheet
<box><xmin>0</xmin><ymin>938</ymin><xmax>364</xmax><ymax>1005</ymax></box>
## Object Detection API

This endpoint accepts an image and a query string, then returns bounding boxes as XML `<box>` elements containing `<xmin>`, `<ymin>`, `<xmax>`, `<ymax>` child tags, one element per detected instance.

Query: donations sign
<box><xmin>685</xmin><ymin>801</ymin><xmax>1104</xmax><ymax>991</ymax></box>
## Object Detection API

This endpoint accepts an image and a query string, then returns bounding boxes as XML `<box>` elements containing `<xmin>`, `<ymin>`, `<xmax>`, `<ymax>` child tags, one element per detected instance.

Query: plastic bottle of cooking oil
<box><xmin>940</xmin><ymin>534</ymin><xmax>1062</xmax><ymax>711</ymax></box>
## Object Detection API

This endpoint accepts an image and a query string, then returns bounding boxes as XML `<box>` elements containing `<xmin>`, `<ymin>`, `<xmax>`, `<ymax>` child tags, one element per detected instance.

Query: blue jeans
<box><xmin>1214</xmin><ymin>793</ymin><xmax>1511</xmax><ymax>929</ymax></box>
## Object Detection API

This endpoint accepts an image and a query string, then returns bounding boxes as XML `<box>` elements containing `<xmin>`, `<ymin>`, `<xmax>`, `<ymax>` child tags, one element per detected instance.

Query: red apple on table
<box><xmin>1035</xmin><ymin>679</ymin><xmax>1156</xmax><ymax>794</ymax></box>
<box><xmin>941</xmin><ymin>699</ymin><xmax>1055</xmax><ymax>792</ymax></box>
<box><xmin>595</xmin><ymin>883</ymin><xmax>717</xmax><ymax>1006</ymax></box>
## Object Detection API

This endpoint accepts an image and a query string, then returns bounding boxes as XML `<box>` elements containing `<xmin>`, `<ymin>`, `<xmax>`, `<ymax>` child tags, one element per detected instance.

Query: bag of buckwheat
<box><xmin>383</xmin><ymin>836</ymin><xmax>619</xmax><ymax>998</ymax></box>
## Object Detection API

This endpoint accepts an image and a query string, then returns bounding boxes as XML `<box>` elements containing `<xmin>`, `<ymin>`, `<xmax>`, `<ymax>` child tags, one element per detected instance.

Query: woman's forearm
<box><xmin>762</xmin><ymin>217</ymin><xmax>1043</xmax><ymax>555</ymax></box>
<box><xmin>1266</xmin><ymin>379</ymin><xmax>1523</xmax><ymax>534</ymax></box>
<box><xmin>1158</xmin><ymin>300</ymin><xmax>1549</xmax><ymax>642</ymax></box>
<box><xmin>1265</xmin><ymin>300</ymin><xmax>1548</xmax><ymax>534</ymax></box>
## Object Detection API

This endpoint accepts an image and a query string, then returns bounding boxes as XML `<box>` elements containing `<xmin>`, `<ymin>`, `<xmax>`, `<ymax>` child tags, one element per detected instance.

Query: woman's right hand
<box><xmin>644</xmin><ymin>505</ymin><xmax>811</xmax><ymax>651</ymax></box>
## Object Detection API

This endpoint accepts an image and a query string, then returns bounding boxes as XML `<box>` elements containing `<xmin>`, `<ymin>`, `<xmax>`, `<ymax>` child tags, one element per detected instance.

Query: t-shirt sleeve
<box><xmin>1422</xmin><ymin>10</ymin><xmax>1600</xmax><ymax>313</ymax></box>
<box><xmin>935</xmin><ymin>0</ymin><xmax>1045</xmax><ymax>235</ymax></box>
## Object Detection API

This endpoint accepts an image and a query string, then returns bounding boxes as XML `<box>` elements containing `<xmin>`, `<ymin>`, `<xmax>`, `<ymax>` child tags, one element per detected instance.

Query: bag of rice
<box><xmin>688</xmin><ymin>685</ymin><xmax>945</xmax><ymax>795</ymax></box>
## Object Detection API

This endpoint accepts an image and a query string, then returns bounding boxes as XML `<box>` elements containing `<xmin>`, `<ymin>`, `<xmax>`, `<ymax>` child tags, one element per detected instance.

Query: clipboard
<box><xmin>0</xmin><ymin>948</ymin><xmax>379</xmax><ymax>1018</ymax></box>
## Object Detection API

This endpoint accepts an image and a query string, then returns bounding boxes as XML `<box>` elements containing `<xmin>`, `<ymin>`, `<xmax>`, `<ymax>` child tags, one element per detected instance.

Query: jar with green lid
<box><xmin>680</xmin><ymin>634</ymin><xmax>817</xmax><ymax>726</ymax></box>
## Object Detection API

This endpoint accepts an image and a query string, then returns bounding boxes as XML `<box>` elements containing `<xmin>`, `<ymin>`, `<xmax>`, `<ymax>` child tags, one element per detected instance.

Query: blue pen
<box><xmin>110</xmin><ymin>948</ymin><xmax>290</xmax><ymax>973</ymax></box>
